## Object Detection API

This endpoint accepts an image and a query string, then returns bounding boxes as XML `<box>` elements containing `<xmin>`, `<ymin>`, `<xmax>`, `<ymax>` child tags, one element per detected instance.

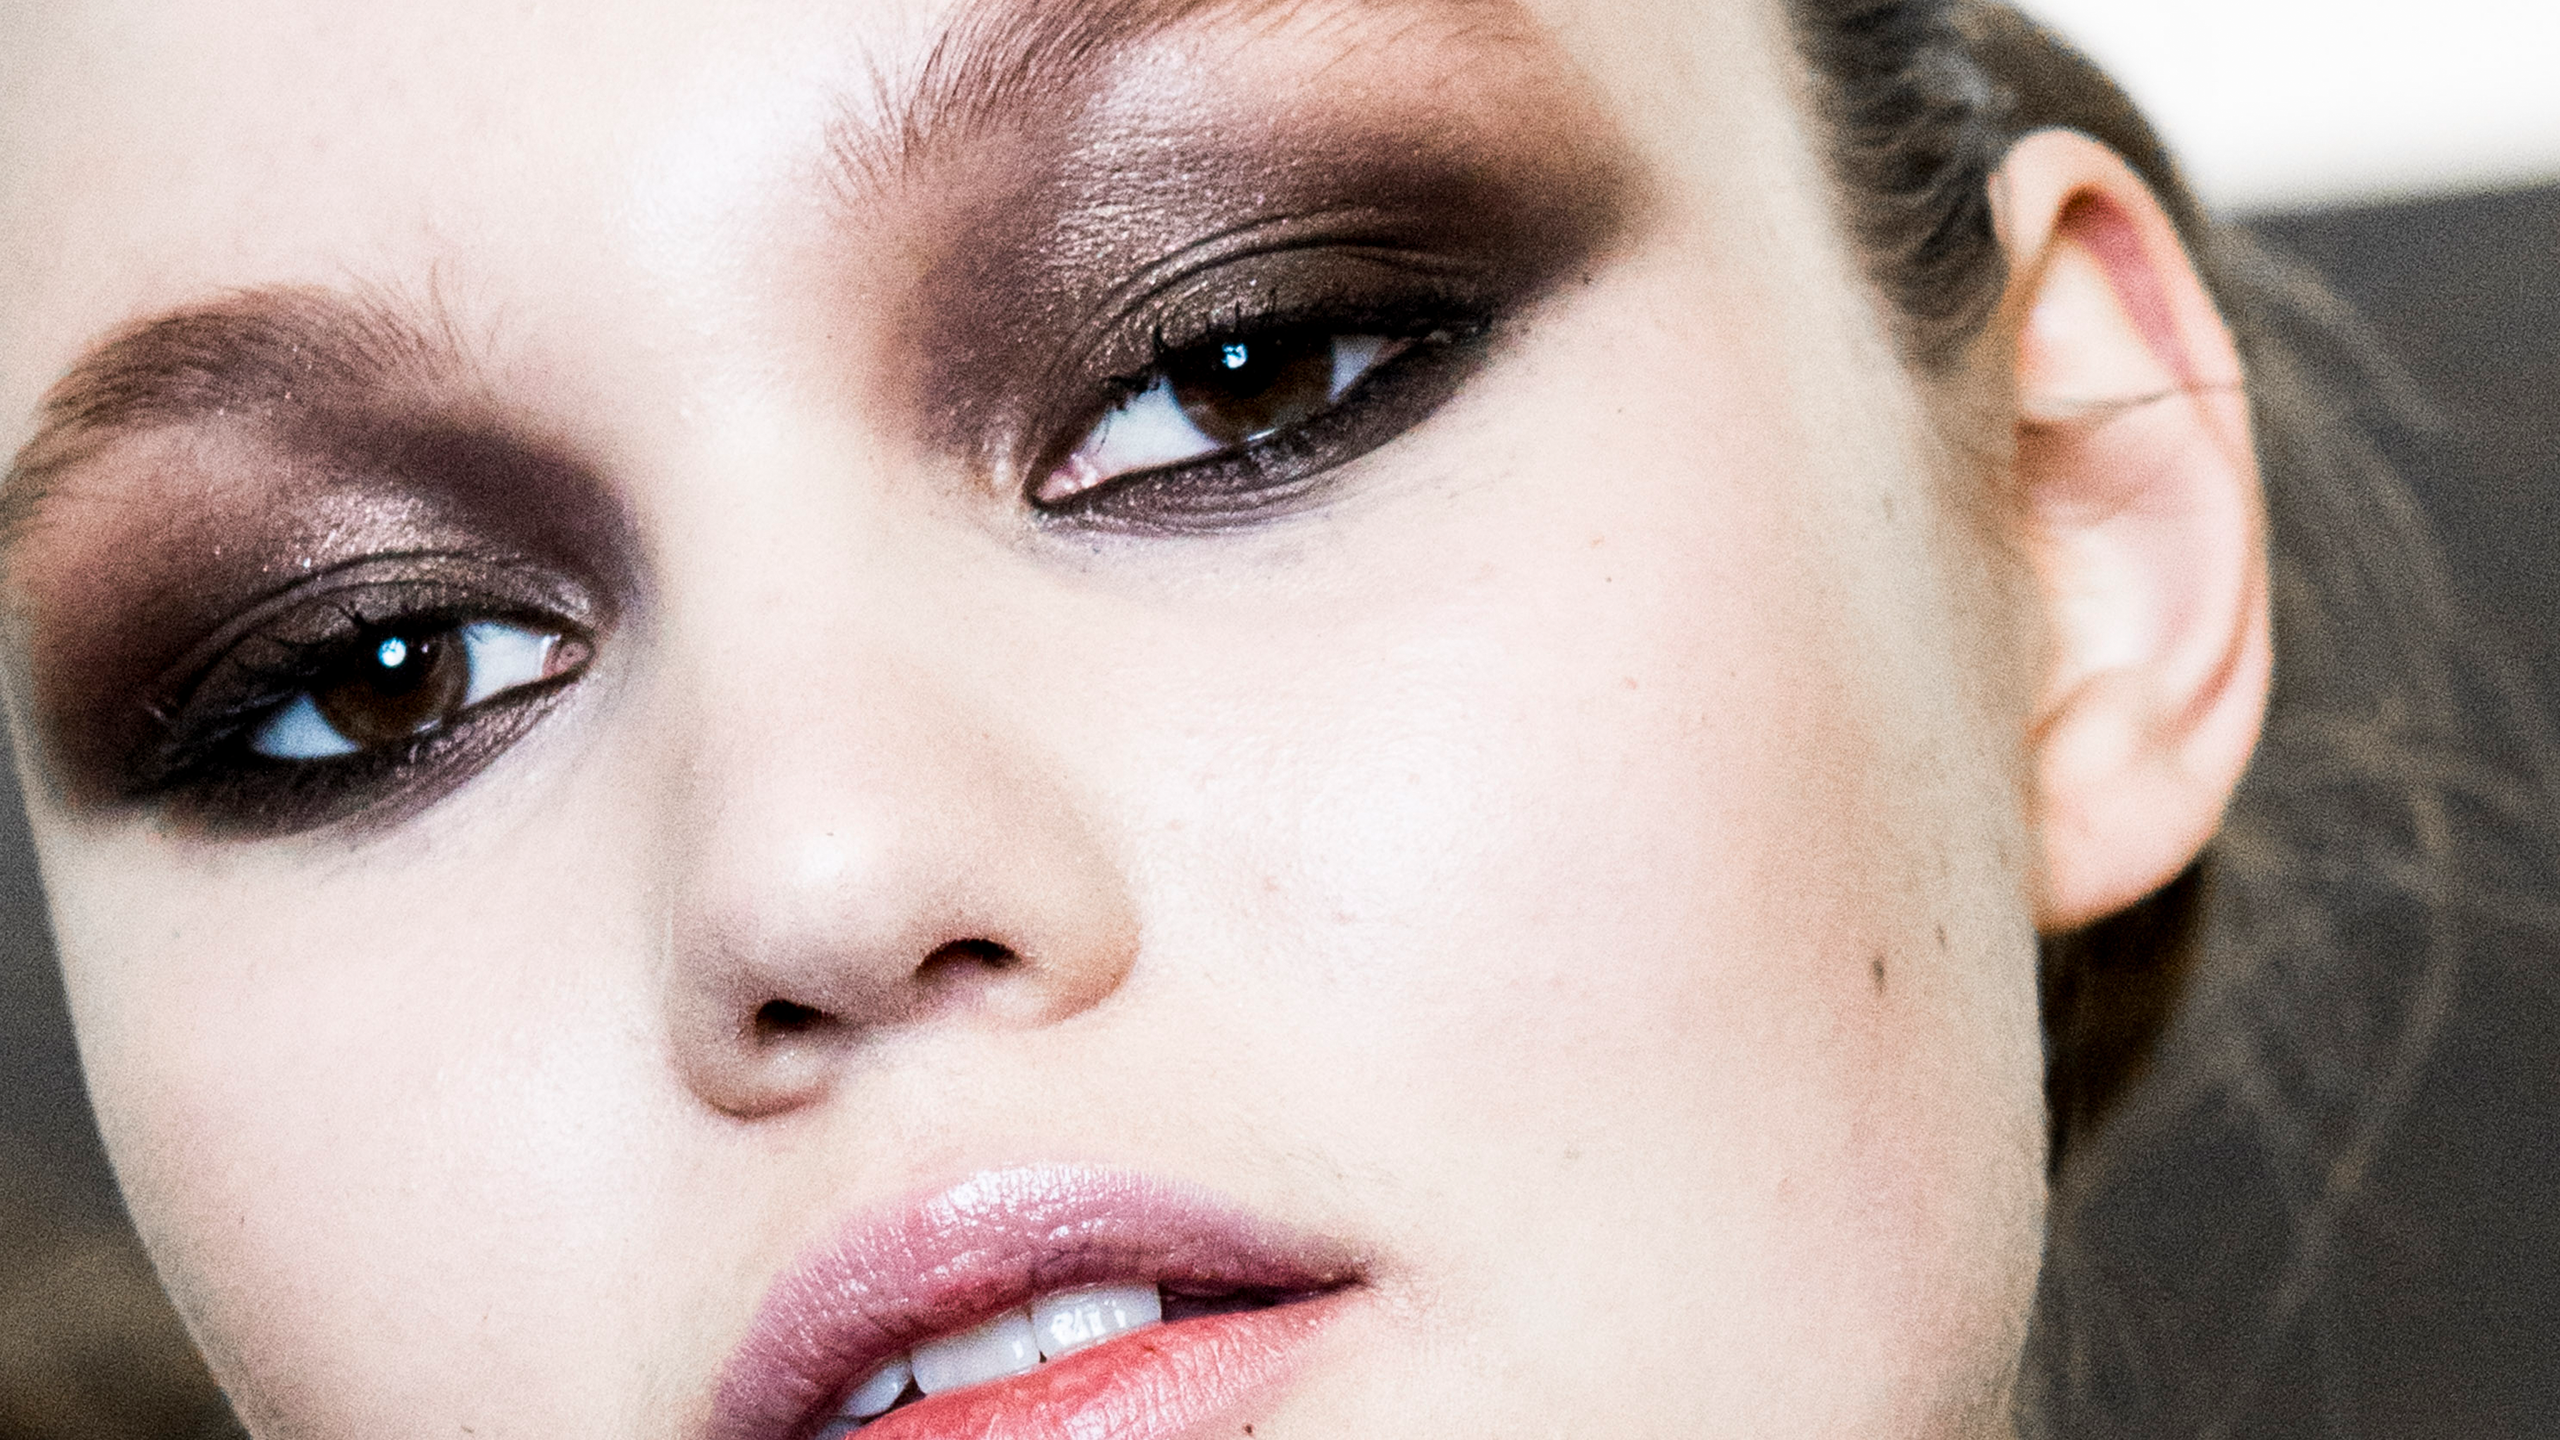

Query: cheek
<box><xmin>37</xmin><ymin>776</ymin><xmax>694</xmax><ymax>1434</ymax></box>
<box><xmin>1052</xmin><ymin>260</ymin><xmax>2044</xmax><ymax>1425</ymax></box>
<box><xmin>32</xmin><ymin>248</ymin><xmax>2046</xmax><ymax>1439</ymax></box>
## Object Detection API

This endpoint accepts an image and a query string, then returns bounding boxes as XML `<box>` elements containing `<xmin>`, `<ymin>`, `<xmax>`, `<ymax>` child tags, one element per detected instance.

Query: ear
<box><xmin>1990</xmin><ymin>129</ymin><xmax>2273</xmax><ymax>933</ymax></box>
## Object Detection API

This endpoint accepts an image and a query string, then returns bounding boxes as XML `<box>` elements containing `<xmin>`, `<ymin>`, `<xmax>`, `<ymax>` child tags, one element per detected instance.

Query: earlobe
<box><xmin>1992</xmin><ymin>129</ymin><xmax>2272</xmax><ymax>933</ymax></box>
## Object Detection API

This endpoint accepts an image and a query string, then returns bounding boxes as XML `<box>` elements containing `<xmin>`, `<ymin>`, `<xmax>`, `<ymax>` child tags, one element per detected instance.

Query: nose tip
<box><xmin>671</xmin><ymin>857</ymin><xmax>1141</xmax><ymax>1116</ymax></box>
<box><xmin>673</xmin><ymin>918</ymin><xmax>1133</xmax><ymax>1118</ymax></box>
<box><xmin>660</xmin><ymin>702</ymin><xmax>1141</xmax><ymax>1119</ymax></box>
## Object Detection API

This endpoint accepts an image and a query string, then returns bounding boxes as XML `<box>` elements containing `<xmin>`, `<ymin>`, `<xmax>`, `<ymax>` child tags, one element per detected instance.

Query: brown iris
<box><xmin>313</xmin><ymin>631</ymin><xmax>470</xmax><ymax>748</ymax></box>
<box><xmin>1165</xmin><ymin>334</ymin><xmax>1335</xmax><ymax>449</ymax></box>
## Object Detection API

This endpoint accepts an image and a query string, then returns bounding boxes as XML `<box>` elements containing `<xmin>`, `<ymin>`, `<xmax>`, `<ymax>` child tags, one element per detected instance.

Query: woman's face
<box><xmin>0</xmin><ymin>0</ymin><xmax>2049</xmax><ymax>1435</ymax></box>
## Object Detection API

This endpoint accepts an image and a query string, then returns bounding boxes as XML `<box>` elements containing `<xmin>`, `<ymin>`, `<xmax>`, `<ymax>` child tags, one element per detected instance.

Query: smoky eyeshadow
<box><xmin>896</xmin><ymin>89</ymin><xmax>1636</xmax><ymax>526</ymax></box>
<box><xmin>13</xmin><ymin>408</ymin><xmax>638</xmax><ymax>832</ymax></box>
<box><xmin>7</xmin><ymin>11</ymin><xmax>1639</xmax><ymax>837</ymax></box>
<box><xmin>1042</xmin><ymin>313</ymin><xmax>1491</xmax><ymax>532</ymax></box>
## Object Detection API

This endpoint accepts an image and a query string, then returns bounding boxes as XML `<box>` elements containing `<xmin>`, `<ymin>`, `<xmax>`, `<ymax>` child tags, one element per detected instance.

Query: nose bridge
<box><xmin>658</xmin><ymin>595</ymin><xmax>1141</xmax><ymax>1118</ymax></box>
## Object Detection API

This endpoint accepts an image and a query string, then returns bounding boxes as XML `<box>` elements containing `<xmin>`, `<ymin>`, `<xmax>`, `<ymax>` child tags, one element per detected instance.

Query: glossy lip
<box><xmin>707</xmin><ymin>1167</ymin><xmax>1368</xmax><ymax>1440</ymax></box>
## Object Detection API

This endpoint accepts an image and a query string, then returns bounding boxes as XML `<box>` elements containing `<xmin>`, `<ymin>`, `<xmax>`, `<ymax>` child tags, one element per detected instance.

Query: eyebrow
<box><xmin>0</xmin><ymin>287</ymin><xmax>465</xmax><ymax>556</ymax></box>
<box><xmin>1</xmin><ymin>0</ymin><xmax>1551</xmax><ymax>555</ymax></box>
<box><xmin>832</xmin><ymin>0</ymin><xmax>1535</xmax><ymax>187</ymax></box>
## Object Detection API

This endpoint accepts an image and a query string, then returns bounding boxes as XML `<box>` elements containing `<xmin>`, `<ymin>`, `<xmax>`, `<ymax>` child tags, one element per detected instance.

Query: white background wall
<box><xmin>2015</xmin><ymin>0</ymin><xmax>2560</xmax><ymax>213</ymax></box>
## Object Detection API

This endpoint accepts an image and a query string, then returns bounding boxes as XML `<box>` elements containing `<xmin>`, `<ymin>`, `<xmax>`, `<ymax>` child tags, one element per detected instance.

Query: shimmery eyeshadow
<box><xmin>874</xmin><ymin>9</ymin><xmax>1638</xmax><ymax>507</ymax></box>
<box><xmin>0</xmin><ymin>0</ymin><xmax>1636</xmax><ymax>831</ymax></box>
<box><xmin>4</xmin><ymin>396</ymin><xmax>636</xmax><ymax>814</ymax></box>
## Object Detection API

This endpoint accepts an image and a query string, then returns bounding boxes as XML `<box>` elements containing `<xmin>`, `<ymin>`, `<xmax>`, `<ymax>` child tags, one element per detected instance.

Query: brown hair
<box><xmin>1782</xmin><ymin>1</ymin><xmax>2560</xmax><ymax>1431</ymax></box>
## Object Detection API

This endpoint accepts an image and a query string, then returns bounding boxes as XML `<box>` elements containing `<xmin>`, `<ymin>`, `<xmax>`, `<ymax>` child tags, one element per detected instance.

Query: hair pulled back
<box><xmin>1781</xmin><ymin>2</ymin><xmax>2560</xmax><ymax>1431</ymax></box>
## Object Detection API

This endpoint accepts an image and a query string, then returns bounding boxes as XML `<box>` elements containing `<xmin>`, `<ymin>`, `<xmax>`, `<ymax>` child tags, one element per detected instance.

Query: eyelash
<box><xmin>134</xmin><ymin>571</ymin><xmax>598</xmax><ymax>837</ymax></box>
<box><xmin>116</xmin><ymin>260</ymin><xmax>1506</xmax><ymax>835</ymax></box>
<box><xmin>1023</xmin><ymin>260</ymin><xmax>1499</xmax><ymax>530</ymax></box>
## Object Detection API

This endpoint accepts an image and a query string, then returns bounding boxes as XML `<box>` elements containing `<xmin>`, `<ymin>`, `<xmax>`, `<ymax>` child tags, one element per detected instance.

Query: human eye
<box><xmin>1037</xmin><ymin>329</ymin><xmax>1406</xmax><ymax>506</ymax></box>
<box><xmin>248</xmin><ymin>618</ymin><xmax>581</xmax><ymax>761</ymax></box>
<box><xmin>1014</xmin><ymin>251</ymin><xmax>1500</xmax><ymax>532</ymax></box>
<box><xmin>131</xmin><ymin>559</ymin><xmax>600</xmax><ymax>837</ymax></box>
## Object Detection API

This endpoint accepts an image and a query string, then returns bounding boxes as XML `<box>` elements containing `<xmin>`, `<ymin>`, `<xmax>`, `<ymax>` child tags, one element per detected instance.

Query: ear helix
<box><xmin>1991</xmin><ymin>130</ymin><xmax>2272</xmax><ymax>934</ymax></box>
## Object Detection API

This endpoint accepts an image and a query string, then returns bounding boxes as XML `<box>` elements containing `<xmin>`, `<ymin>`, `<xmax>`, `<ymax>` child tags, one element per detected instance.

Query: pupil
<box><xmin>316</xmin><ymin>629</ymin><xmax>470</xmax><ymax>748</ymax></box>
<box><xmin>1169</xmin><ymin>333</ymin><xmax>1335</xmax><ymax>450</ymax></box>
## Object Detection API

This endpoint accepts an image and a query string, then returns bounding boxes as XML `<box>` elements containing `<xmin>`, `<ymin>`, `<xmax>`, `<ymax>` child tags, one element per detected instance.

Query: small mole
<box><xmin>1244</xmin><ymin>1427</ymin><xmax>1256</xmax><ymax>1437</ymax></box>
<box><xmin>1934</xmin><ymin>923</ymin><xmax>1948</xmax><ymax>952</ymax></box>
<box><xmin>1870</xmin><ymin>954</ymin><xmax>1888</xmax><ymax>992</ymax></box>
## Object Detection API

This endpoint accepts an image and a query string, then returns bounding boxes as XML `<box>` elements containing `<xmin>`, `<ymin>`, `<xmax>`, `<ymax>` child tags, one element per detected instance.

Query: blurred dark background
<box><xmin>2</xmin><ymin>182</ymin><xmax>2555</xmax><ymax>1439</ymax></box>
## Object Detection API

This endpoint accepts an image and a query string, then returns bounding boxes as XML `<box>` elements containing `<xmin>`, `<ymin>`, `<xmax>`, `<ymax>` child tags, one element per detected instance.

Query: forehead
<box><xmin>0</xmin><ymin>0</ymin><xmax>1820</xmax><ymax>443</ymax></box>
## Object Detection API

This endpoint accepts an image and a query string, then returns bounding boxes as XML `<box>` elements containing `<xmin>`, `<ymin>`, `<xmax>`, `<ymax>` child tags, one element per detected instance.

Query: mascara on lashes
<box><xmin>15</xmin><ymin>96</ymin><xmax>1631</xmax><ymax>825</ymax></box>
<box><xmin>12</xmin><ymin>409</ymin><xmax>635</xmax><ymax>834</ymax></box>
<box><xmin>125</xmin><ymin>552</ymin><xmax>603</xmax><ymax>830</ymax></box>
<box><xmin>899</xmin><ymin>114</ymin><xmax>1635</xmax><ymax>524</ymax></box>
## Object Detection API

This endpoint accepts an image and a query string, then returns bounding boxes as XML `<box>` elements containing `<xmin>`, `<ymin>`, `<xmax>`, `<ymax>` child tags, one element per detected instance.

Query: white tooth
<box><xmin>910</xmin><ymin>1309</ymin><xmax>1041</xmax><ymax>1395</ymax></box>
<box><xmin>816</xmin><ymin>1422</ymin><xmax>862</xmax><ymax>1440</ymax></box>
<box><xmin>1031</xmin><ymin>1284</ymin><xmax>1165</xmax><ymax>1360</ymax></box>
<box><xmin>839</xmin><ymin>1353</ymin><xmax>912</xmax><ymax>1419</ymax></box>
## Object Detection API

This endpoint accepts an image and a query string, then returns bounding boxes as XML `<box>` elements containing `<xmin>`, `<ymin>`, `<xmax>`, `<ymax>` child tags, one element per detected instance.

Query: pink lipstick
<box><xmin>708</xmin><ymin>1168</ymin><xmax>1365</xmax><ymax>1440</ymax></box>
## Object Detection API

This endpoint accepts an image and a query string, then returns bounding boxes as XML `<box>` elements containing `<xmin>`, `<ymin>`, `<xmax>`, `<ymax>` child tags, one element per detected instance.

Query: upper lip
<box><xmin>706</xmin><ymin>1166</ymin><xmax>1367</xmax><ymax>1440</ymax></box>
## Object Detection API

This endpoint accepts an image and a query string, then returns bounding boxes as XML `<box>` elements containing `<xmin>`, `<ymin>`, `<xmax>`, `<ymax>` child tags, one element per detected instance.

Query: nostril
<box><xmin>743</xmin><ymin>941</ymin><xmax>1020</xmax><ymax>1050</ymax></box>
<box><xmin>906</xmin><ymin>938</ymin><xmax>1032</xmax><ymax>1022</ymax></box>
<box><xmin>752</xmin><ymin>998</ymin><xmax>832</xmax><ymax>1042</ymax></box>
<box><xmin>920</xmin><ymin>938</ymin><xmax>1019</xmax><ymax>976</ymax></box>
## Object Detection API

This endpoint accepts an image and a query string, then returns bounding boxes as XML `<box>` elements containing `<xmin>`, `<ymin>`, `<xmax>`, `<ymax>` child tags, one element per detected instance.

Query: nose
<box><xmin>661</xmin><ymin>653</ymin><xmax>1140</xmax><ymax>1118</ymax></box>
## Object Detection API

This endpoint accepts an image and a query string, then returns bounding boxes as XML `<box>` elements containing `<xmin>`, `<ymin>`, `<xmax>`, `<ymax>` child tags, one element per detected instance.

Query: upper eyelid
<box><xmin>1050</xmin><ymin>213</ymin><xmax>1463</xmax><ymax>361</ymax></box>
<box><xmin>1070</xmin><ymin>237</ymin><xmax>1487</xmax><ymax>394</ymax></box>
<box><xmin>1035</xmin><ymin>325</ymin><xmax>1457</xmax><ymax>503</ymax></box>
<box><xmin>133</xmin><ymin>561</ymin><xmax>603</xmax><ymax>787</ymax></box>
<box><xmin>4</xmin><ymin>305</ymin><xmax>643</xmax><ymax>679</ymax></box>
<box><xmin>902</xmin><ymin>104</ymin><xmax>1635</xmax><ymax>464</ymax></box>
<box><xmin>1030</xmin><ymin>321</ymin><xmax>1494</xmax><ymax>531</ymax></box>
<box><xmin>124</xmin><ymin>584</ymin><xmax>602</xmax><ymax>829</ymax></box>
<box><xmin>146</xmin><ymin>552</ymin><xmax>601</xmax><ymax>707</ymax></box>
<box><xmin>1012</xmin><ymin>246</ymin><xmax>1503</xmax><ymax>474</ymax></box>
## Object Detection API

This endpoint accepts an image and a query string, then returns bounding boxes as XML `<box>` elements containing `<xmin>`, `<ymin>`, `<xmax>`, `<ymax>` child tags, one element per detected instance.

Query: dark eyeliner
<box><xmin>127</xmin><ymin>553</ymin><xmax>603</xmax><ymax>838</ymax></box>
<box><xmin>1016</xmin><ymin>241</ymin><xmax>1510</xmax><ymax>530</ymax></box>
<box><xmin>1033</xmin><ymin>301</ymin><xmax>1494</xmax><ymax>531</ymax></box>
<box><xmin>898</xmin><ymin>93</ymin><xmax>1635</xmax><ymax>536</ymax></box>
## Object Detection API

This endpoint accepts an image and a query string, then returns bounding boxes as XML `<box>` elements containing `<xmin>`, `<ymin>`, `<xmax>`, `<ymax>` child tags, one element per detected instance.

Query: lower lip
<box><xmin>854</xmin><ymin>1296</ymin><xmax>1343</xmax><ymax>1440</ymax></box>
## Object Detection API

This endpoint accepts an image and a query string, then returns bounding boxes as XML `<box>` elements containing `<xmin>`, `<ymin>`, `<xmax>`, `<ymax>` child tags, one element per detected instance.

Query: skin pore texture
<box><xmin>0</xmin><ymin>0</ymin><xmax>2264</xmax><ymax>1437</ymax></box>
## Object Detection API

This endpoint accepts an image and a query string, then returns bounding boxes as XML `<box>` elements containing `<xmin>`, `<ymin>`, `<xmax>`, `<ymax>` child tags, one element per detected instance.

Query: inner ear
<box><xmin>2017</xmin><ymin>196</ymin><xmax>2200</xmax><ymax>427</ymax></box>
<box><xmin>1990</xmin><ymin>130</ymin><xmax>2271</xmax><ymax>934</ymax></box>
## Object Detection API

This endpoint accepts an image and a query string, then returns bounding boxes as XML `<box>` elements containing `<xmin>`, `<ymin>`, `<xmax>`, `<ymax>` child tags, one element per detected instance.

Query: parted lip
<box><xmin>705</xmin><ymin>1166</ymin><xmax>1368</xmax><ymax>1440</ymax></box>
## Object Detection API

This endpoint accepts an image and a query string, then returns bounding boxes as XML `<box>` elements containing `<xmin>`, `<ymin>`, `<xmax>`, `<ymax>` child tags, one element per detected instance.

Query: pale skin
<box><xmin>0</xmin><ymin>0</ymin><xmax>2264</xmax><ymax>1436</ymax></box>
